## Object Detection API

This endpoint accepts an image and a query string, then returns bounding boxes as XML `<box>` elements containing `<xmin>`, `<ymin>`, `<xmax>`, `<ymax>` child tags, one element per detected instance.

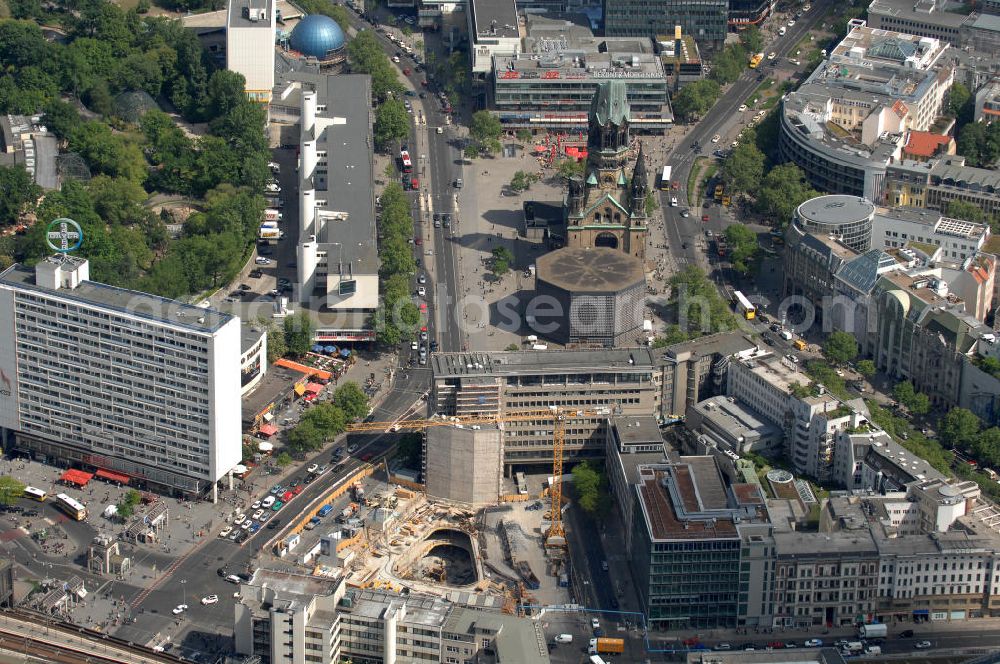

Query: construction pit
<box><xmin>327</xmin><ymin>487</ymin><xmax>573</xmax><ymax>611</ymax></box>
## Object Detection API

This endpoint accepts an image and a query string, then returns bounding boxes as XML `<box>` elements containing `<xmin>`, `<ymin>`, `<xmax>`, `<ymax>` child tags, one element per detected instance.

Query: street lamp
<box><xmin>180</xmin><ymin>579</ymin><xmax>186</xmax><ymax>607</ymax></box>
<box><xmin>329</xmin><ymin>242</ymin><xmax>344</xmax><ymax>274</ymax></box>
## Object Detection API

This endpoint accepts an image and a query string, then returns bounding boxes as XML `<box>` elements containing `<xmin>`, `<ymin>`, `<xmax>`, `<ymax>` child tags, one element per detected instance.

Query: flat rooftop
<box><xmin>691</xmin><ymin>396</ymin><xmax>782</xmax><ymax>440</ymax></box>
<box><xmin>241</xmin><ymin>364</ymin><xmax>304</xmax><ymax>422</ymax></box>
<box><xmin>635</xmin><ymin>458</ymin><xmax>767</xmax><ymax>541</ymax></box>
<box><xmin>536</xmin><ymin>246</ymin><xmax>646</xmax><ymax>293</ymax></box>
<box><xmin>734</xmin><ymin>350</ymin><xmax>839</xmax><ymax>406</ymax></box>
<box><xmin>247</xmin><ymin>568</ymin><xmax>340</xmax><ymax>598</ymax></box>
<box><xmin>610</xmin><ymin>414</ymin><xmax>664</xmax><ymax>446</ymax></box>
<box><xmin>876</xmin><ymin>206</ymin><xmax>987</xmax><ymax>238</ymax></box>
<box><xmin>797</xmin><ymin>195</ymin><xmax>875</xmax><ymax>226</ymax></box>
<box><xmin>278</xmin><ymin>72</ymin><xmax>379</xmax><ymax>274</ymax></box>
<box><xmin>431</xmin><ymin>347</ymin><xmax>656</xmax><ymax>376</ymax></box>
<box><xmin>228</xmin><ymin>0</ymin><xmax>274</xmax><ymax>28</ymax></box>
<box><xmin>344</xmin><ymin>589</ymin><xmax>451</xmax><ymax>627</ymax></box>
<box><xmin>469</xmin><ymin>0</ymin><xmax>519</xmax><ymax>40</ymax></box>
<box><xmin>496</xmin><ymin>51</ymin><xmax>666</xmax><ymax>81</ymax></box>
<box><xmin>773</xmin><ymin>529</ymin><xmax>878</xmax><ymax>557</ymax></box>
<box><xmin>867</xmin><ymin>0</ymin><xmax>969</xmax><ymax>28</ymax></box>
<box><xmin>831</xmin><ymin>24</ymin><xmax>946</xmax><ymax>69</ymax></box>
<box><xmin>183</xmin><ymin>0</ymin><xmax>299</xmax><ymax>29</ymax></box>
<box><xmin>0</xmin><ymin>259</ymin><xmax>233</xmax><ymax>334</ymax></box>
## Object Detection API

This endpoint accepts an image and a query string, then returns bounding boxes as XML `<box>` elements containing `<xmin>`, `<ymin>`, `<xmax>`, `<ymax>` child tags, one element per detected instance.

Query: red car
<box><xmin>414</xmin><ymin>237</ymin><xmax>423</xmax><ymax>245</ymax></box>
<box><xmin>281</xmin><ymin>490</ymin><xmax>294</xmax><ymax>502</ymax></box>
<box><xmin>411</xmin><ymin>178</ymin><xmax>419</xmax><ymax>189</ymax></box>
<box><xmin>702</xmin><ymin>214</ymin><xmax>710</xmax><ymax>222</ymax></box>
<box><xmin>402</xmin><ymin>68</ymin><xmax>411</xmax><ymax>75</ymax></box>
<box><xmin>291</xmin><ymin>486</ymin><xmax>303</xmax><ymax>496</ymax></box>
<box><xmin>360</xmin><ymin>453</ymin><xmax>373</xmax><ymax>462</ymax></box>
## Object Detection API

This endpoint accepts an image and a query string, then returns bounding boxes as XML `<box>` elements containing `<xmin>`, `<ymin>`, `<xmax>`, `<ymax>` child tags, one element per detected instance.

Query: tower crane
<box><xmin>346</xmin><ymin>406</ymin><xmax>614</xmax><ymax>547</ymax></box>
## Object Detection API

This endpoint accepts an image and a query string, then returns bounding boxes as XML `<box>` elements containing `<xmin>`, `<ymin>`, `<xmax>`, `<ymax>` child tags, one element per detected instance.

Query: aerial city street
<box><xmin>1</xmin><ymin>0</ymin><xmax>1000</xmax><ymax>661</ymax></box>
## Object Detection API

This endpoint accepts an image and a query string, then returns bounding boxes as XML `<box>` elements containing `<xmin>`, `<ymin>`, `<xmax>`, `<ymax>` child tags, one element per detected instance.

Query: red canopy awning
<box><xmin>305</xmin><ymin>382</ymin><xmax>324</xmax><ymax>394</ymax></box>
<box><xmin>60</xmin><ymin>469</ymin><xmax>93</xmax><ymax>487</ymax></box>
<box><xmin>258</xmin><ymin>423</ymin><xmax>278</xmax><ymax>437</ymax></box>
<box><xmin>95</xmin><ymin>469</ymin><xmax>130</xmax><ymax>485</ymax></box>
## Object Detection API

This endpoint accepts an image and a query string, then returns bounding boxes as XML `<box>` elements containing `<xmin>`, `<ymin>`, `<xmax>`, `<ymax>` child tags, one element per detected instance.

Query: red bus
<box><xmin>400</xmin><ymin>150</ymin><xmax>413</xmax><ymax>173</ymax></box>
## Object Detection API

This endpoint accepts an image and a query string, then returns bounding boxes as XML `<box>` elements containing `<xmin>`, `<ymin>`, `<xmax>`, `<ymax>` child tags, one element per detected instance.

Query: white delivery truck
<box><xmin>858</xmin><ymin>623</ymin><xmax>887</xmax><ymax>639</ymax></box>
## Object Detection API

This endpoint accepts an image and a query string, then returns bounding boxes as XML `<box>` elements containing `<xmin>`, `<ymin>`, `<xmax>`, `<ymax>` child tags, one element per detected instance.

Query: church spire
<box><xmin>630</xmin><ymin>141</ymin><xmax>648</xmax><ymax>206</ymax></box>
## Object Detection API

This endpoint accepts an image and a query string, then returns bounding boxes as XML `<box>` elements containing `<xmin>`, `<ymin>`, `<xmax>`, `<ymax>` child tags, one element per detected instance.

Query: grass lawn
<box><xmin>0</xmin><ymin>0</ymin><xmax>10</xmax><ymax>17</ymax></box>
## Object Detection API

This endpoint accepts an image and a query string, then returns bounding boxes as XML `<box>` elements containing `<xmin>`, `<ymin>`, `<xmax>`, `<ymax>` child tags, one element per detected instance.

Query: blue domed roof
<box><xmin>290</xmin><ymin>14</ymin><xmax>346</xmax><ymax>59</ymax></box>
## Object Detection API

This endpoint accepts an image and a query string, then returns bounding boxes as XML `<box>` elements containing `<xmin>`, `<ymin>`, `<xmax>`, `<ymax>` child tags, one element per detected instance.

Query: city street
<box><xmin>659</xmin><ymin>0</ymin><xmax>834</xmax><ymax>274</ymax></box>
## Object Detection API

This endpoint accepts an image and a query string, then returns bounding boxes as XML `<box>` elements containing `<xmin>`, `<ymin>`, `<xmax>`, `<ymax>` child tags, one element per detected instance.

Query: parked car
<box><xmin>172</xmin><ymin>604</ymin><xmax>188</xmax><ymax>615</ymax></box>
<box><xmin>201</xmin><ymin>595</ymin><xmax>219</xmax><ymax>605</ymax></box>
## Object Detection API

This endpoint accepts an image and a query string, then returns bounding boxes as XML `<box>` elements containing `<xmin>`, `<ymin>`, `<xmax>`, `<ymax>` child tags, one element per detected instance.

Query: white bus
<box><xmin>660</xmin><ymin>165</ymin><xmax>672</xmax><ymax>190</ymax></box>
<box><xmin>54</xmin><ymin>493</ymin><xmax>87</xmax><ymax>521</ymax></box>
<box><xmin>733</xmin><ymin>290</ymin><xmax>756</xmax><ymax>320</ymax></box>
<box><xmin>23</xmin><ymin>486</ymin><xmax>47</xmax><ymax>502</ymax></box>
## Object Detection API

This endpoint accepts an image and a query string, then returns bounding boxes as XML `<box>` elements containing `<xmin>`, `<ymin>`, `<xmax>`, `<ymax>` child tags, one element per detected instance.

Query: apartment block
<box><xmin>630</xmin><ymin>457</ymin><xmax>773</xmax><ymax>629</ymax></box>
<box><xmin>727</xmin><ymin>349</ymin><xmax>867</xmax><ymax>483</ymax></box>
<box><xmin>429</xmin><ymin>334</ymin><xmax>754</xmax><ymax>470</ymax></box>
<box><xmin>871</xmin><ymin>208</ymin><xmax>989</xmax><ymax>264</ymax></box>
<box><xmin>823</xmin><ymin>480</ymin><xmax>1000</xmax><ymax>620</ymax></box>
<box><xmin>235</xmin><ymin>570</ymin><xmax>549</xmax><ymax>664</ymax></box>
<box><xmin>779</xmin><ymin>22</ymin><xmax>953</xmax><ymax>199</ymax></box>
<box><xmin>430</xmin><ymin>349</ymin><xmax>660</xmax><ymax>469</ymax></box>
<box><xmin>0</xmin><ymin>256</ymin><xmax>242</xmax><ymax>497</ymax></box>
<box><xmin>270</xmin><ymin>72</ymin><xmax>379</xmax><ymax>343</ymax></box>
<box><xmin>772</xmin><ymin>530</ymin><xmax>880</xmax><ymax>628</ymax></box>
<box><xmin>884</xmin><ymin>157</ymin><xmax>1000</xmax><ymax>218</ymax></box>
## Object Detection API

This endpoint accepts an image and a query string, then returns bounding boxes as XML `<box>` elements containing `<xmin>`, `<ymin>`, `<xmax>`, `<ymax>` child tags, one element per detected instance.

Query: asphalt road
<box><xmin>661</xmin><ymin>0</ymin><xmax>833</xmax><ymax>271</ymax></box>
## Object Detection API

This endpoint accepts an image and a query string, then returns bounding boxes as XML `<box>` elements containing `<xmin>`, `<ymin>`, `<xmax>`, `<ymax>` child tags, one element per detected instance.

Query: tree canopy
<box><xmin>671</xmin><ymin>79</ymin><xmax>721</xmax><ymax>123</ymax></box>
<box><xmin>374</xmin><ymin>98</ymin><xmax>410</xmax><ymax>151</ymax></box>
<box><xmin>372</xmin><ymin>183</ymin><xmax>420</xmax><ymax>345</ymax></box>
<box><xmin>663</xmin><ymin>266</ymin><xmax>738</xmax><ymax>341</ymax></box>
<box><xmin>939</xmin><ymin>407</ymin><xmax>981</xmax><ymax>450</ymax></box>
<box><xmin>822</xmin><ymin>331</ymin><xmax>859</xmax><ymax>365</ymax></box>
<box><xmin>0</xmin><ymin>166</ymin><xmax>41</xmax><ymax>226</ymax></box>
<box><xmin>283</xmin><ymin>312</ymin><xmax>317</xmax><ymax>357</ymax></box>
<box><xmin>723</xmin><ymin>223</ymin><xmax>758</xmax><ymax>275</ymax></box>
<box><xmin>347</xmin><ymin>30</ymin><xmax>404</xmax><ymax>102</ymax></box>
<box><xmin>721</xmin><ymin>141</ymin><xmax>765</xmax><ymax>198</ymax></box>
<box><xmin>0</xmin><ymin>476</ymin><xmax>25</xmax><ymax>507</ymax></box>
<box><xmin>892</xmin><ymin>380</ymin><xmax>930</xmax><ymax>415</ymax></box>
<box><xmin>755</xmin><ymin>163</ymin><xmax>821</xmax><ymax>227</ymax></box>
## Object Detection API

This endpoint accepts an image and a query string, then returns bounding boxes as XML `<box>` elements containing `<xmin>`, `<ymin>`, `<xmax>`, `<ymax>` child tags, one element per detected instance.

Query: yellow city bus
<box><xmin>54</xmin><ymin>493</ymin><xmax>87</xmax><ymax>521</ymax></box>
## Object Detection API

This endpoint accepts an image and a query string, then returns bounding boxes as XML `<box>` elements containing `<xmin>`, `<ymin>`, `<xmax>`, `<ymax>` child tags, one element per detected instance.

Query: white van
<box><xmin>553</xmin><ymin>634</ymin><xmax>573</xmax><ymax>644</ymax></box>
<box><xmin>779</xmin><ymin>26</ymin><xmax>786</xmax><ymax>35</ymax></box>
<box><xmin>670</xmin><ymin>196</ymin><xmax>678</xmax><ymax>207</ymax></box>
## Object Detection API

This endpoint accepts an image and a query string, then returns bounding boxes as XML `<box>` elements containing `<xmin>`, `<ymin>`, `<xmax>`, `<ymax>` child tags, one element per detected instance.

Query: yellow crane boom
<box><xmin>347</xmin><ymin>407</ymin><xmax>613</xmax><ymax>546</ymax></box>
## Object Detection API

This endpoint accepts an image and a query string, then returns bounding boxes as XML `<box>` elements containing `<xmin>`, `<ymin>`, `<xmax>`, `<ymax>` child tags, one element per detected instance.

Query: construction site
<box><xmin>292</xmin><ymin>478</ymin><xmax>572</xmax><ymax>614</ymax></box>
<box><xmin>266</xmin><ymin>409</ymin><xmax>589</xmax><ymax>614</ymax></box>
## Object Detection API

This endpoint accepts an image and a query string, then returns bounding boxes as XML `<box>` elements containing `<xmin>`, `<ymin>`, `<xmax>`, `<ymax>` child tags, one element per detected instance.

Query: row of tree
<box><xmin>285</xmin><ymin>382</ymin><xmax>369</xmax><ymax>454</ymax></box>
<box><xmin>719</xmin><ymin>125</ymin><xmax>822</xmax><ymax>228</ymax></box>
<box><xmin>372</xmin><ymin>183</ymin><xmax>421</xmax><ymax>346</ymax></box>
<box><xmin>653</xmin><ymin>266</ymin><xmax>740</xmax><ymax>345</ymax></box>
